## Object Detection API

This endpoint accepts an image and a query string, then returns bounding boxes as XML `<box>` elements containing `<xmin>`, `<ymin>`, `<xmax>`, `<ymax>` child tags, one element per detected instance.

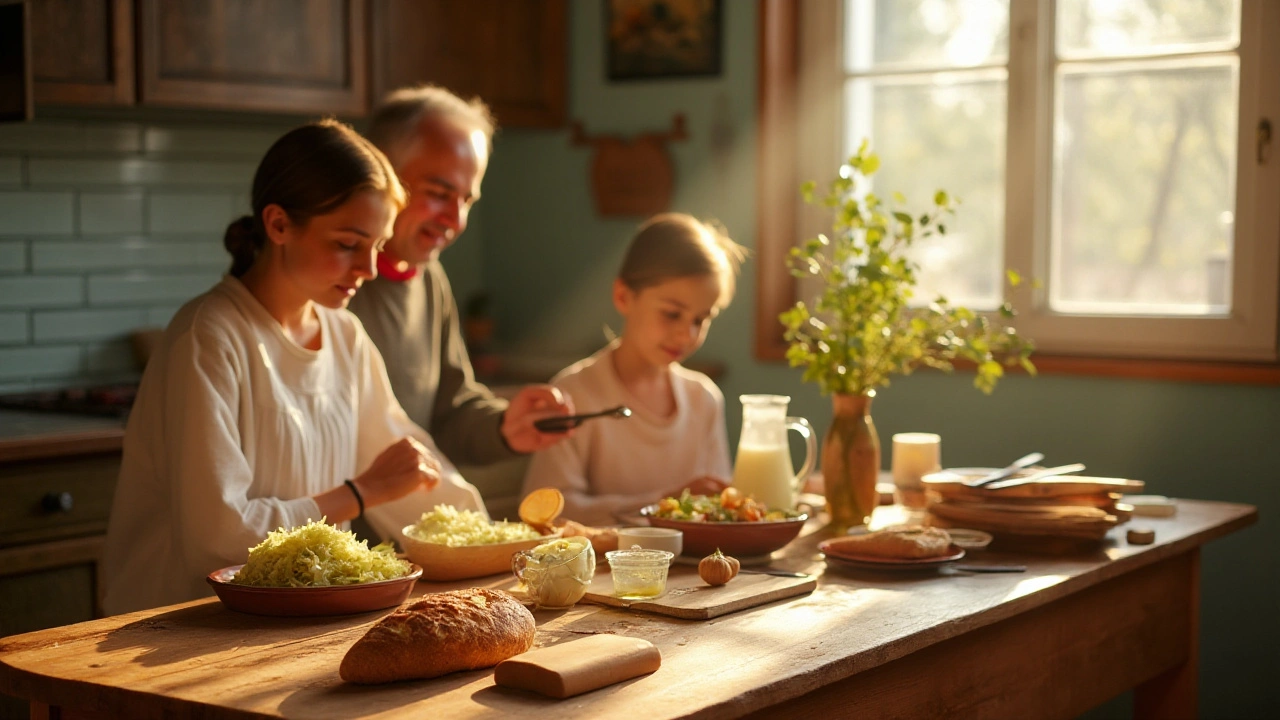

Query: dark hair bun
<box><xmin>223</xmin><ymin>215</ymin><xmax>260</xmax><ymax>277</ymax></box>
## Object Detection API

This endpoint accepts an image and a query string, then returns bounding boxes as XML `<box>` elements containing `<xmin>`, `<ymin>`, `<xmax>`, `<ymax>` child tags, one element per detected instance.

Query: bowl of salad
<box><xmin>400</xmin><ymin>505</ymin><xmax>560</xmax><ymax>581</ymax></box>
<box><xmin>639</xmin><ymin>489</ymin><xmax>808</xmax><ymax>561</ymax></box>
<box><xmin>206</xmin><ymin>519</ymin><xmax>422</xmax><ymax>616</ymax></box>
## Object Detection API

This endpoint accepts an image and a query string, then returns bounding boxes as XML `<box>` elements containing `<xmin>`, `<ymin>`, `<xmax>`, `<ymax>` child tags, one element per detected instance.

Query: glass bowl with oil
<box><xmin>605</xmin><ymin>546</ymin><xmax>674</xmax><ymax>600</ymax></box>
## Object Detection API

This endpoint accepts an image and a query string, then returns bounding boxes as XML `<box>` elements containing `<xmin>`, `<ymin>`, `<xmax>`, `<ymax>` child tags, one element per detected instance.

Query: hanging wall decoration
<box><xmin>571</xmin><ymin>114</ymin><xmax>688</xmax><ymax>217</ymax></box>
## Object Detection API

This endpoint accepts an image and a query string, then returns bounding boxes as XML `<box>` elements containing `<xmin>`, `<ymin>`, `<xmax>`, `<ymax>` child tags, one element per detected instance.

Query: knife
<box><xmin>982</xmin><ymin>462</ymin><xmax>1087</xmax><ymax>490</ymax></box>
<box><xmin>964</xmin><ymin>452</ymin><xmax>1045</xmax><ymax>487</ymax></box>
<box><xmin>739</xmin><ymin>568</ymin><xmax>812</xmax><ymax>578</ymax></box>
<box><xmin>952</xmin><ymin>564</ymin><xmax>1027</xmax><ymax>573</ymax></box>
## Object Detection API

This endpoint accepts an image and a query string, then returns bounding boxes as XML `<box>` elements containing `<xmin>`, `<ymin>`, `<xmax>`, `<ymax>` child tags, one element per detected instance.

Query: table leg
<box><xmin>1134</xmin><ymin>548</ymin><xmax>1200</xmax><ymax>720</ymax></box>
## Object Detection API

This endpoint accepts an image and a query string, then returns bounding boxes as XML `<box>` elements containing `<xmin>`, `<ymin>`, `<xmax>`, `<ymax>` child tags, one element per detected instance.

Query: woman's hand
<box><xmin>353</xmin><ymin>437</ymin><xmax>442</xmax><ymax>507</ymax></box>
<box><xmin>500</xmin><ymin>385</ymin><xmax>576</xmax><ymax>454</ymax></box>
<box><xmin>314</xmin><ymin>437</ymin><xmax>441</xmax><ymax>523</ymax></box>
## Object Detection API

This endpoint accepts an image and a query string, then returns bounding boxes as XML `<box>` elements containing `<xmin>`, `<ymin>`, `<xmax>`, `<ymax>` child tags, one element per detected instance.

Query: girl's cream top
<box><xmin>521</xmin><ymin>342</ymin><xmax>731</xmax><ymax>526</ymax></box>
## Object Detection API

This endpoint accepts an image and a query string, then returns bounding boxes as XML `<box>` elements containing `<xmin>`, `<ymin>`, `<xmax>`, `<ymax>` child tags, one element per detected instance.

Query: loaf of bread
<box><xmin>339</xmin><ymin>588</ymin><xmax>535</xmax><ymax>684</ymax></box>
<box><xmin>827</xmin><ymin>526</ymin><xmax>953</xmax><ymax>559</ymax></box>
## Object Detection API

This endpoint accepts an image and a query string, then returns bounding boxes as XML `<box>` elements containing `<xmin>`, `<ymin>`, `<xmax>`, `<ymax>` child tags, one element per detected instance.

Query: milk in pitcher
<box><xmin>731</xmin><ymin>443</ymin><xmax>798</xmax><ymax>511</ymax></box>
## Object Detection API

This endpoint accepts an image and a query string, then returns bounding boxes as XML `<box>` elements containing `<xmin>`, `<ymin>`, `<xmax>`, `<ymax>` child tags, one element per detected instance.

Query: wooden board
<box><xmin>581</xmin><ymin>565</ymin><xmax>816</xmax><ymax>620</ymax></box>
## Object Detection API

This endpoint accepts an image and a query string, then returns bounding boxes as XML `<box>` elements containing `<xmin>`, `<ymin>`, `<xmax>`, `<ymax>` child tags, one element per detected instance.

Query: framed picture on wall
<box><xmin>606</xmin><ymin>0</ymin><xmax>723</xmax><ymax>81</ymax></box>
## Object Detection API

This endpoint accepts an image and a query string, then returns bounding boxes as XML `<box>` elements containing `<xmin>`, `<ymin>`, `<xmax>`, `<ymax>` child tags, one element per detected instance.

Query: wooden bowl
<box><xmin>400</xmin><ymin>526</ymin><xmax>560</xmax><ymax>581</ymax></box>
<box><xmin>638</xmin><ymin>505</ymin><xmax>808</xmax><ymax>561</ymax></box>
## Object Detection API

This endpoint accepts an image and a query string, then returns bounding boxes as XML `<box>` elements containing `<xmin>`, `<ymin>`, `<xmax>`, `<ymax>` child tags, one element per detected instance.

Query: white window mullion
<box><xmin>1006</xmin><ymin>0</ymin><xmax>1052</xmax><ymax>324</ymax></box>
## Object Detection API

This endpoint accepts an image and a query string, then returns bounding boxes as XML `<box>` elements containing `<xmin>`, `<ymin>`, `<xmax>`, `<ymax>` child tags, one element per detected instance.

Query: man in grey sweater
<box><xmin>350</xmin><ymin>85</ymin><xmax>574</xmax><ymax>475</ymax></box>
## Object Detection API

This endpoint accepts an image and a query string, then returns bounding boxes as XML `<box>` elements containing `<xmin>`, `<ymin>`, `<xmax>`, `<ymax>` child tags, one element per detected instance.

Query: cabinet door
<box><xmin>372</xmin><ymin>0</ymin><xmax>567</xmax><ymax>128</ymax></box>
<box><xmin>137</xmin><ymin>0</ymin><xmax>368</xmax><ymax>115</ymax></box>
<box><xmin>30</xmin><ymin>0</ymin><xmax>134</xmax><ymax>105</ymax></box>
<box><xmin>0</xmin><ymin>537</ymin><xmax>102</xmax><ymax>720</ymax></box>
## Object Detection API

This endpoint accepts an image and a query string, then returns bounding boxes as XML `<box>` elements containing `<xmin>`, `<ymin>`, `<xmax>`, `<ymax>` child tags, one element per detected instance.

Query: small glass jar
<box><xmin>605</xmin><ymin>546</ymin><xmax>674</xmax><ymax>600</ymax></box>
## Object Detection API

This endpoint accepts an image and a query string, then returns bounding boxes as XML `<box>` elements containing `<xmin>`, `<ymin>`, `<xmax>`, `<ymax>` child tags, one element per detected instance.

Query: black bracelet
<box><xmin>344</xmin><ymin>479</ymin><xmax>364</xmax><ymax>518</ymax></box>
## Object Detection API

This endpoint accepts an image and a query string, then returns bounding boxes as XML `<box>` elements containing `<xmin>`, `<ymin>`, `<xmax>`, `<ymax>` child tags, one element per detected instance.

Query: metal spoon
<box><xmin>964</xmin><ymin>452</ymin><xmax>1045</xmax><ymax>487</ymax></box>
<box><xmin>534</xmin><ymin>406</ymin><xmax>632</xmax><ymax>433</ymax></box>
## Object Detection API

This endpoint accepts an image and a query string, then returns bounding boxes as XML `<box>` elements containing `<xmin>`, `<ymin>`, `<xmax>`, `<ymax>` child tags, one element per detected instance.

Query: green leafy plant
<box><xmin>780</xmin><ymin>141</ymin><xmax>1035</xmax><ymax>396</ymax></box>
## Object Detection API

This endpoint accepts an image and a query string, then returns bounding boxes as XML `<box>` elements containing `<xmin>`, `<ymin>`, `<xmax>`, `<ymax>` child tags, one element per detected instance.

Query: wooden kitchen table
<box><xmin>0</xmin><ymin>499</ymin><xmax>1255</xmax><ymax>719</ymax></box>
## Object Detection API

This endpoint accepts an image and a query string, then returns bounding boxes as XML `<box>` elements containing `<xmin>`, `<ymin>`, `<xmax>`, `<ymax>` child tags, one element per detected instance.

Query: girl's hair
<box><xmin>366</xmin><ymin>84</ymin><xmax>496</xmax><ymax>168</ymax></box>
<box><xmin>618</xmin><ymin>213</ymin><xmax>748</xmax><ymax>309</ymax></box>
<box><xmin>223</xmin><ymin>119</ymin><xmax>406</xmax><ymax>277</ymax></box>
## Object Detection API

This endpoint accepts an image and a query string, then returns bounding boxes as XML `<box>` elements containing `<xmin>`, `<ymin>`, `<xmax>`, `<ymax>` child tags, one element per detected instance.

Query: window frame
<box><xmin>755</xmin><ymin>0</ymin><xmax>1280</xmax><ymax>384</ymax></box>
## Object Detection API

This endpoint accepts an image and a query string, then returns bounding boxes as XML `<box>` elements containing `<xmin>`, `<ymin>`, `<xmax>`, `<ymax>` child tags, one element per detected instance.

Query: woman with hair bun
<box><xmin>102</xmin><ymin>120</ymin><xmax>486</xmax><ymax>615</ymax></box>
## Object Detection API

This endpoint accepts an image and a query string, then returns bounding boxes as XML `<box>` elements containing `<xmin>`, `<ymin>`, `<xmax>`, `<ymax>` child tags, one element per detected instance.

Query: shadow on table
<box><xmin>96</xmin><ymin>600</ymin><xmax>384</xmax><ymax>667</ymax></box>
<box><xmin>276</xmin><ymin>668</ymin><xmax>492</xmax><ymax>720</ymax></box>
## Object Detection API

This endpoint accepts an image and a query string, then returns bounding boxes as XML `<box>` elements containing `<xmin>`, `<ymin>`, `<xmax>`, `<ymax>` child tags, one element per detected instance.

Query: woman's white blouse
<box><xmin>102</xmin><ymin>276</ymin><xmax>483</xmax><ymax>615</ymax></box>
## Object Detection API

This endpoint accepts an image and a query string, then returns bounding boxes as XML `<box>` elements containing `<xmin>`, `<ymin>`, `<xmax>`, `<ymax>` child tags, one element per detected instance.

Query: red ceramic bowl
<box><xmin>639</xmin><ymin>505</ymin><xmax>808</xmax><ymax>560</ymax></box>
<box><xmin>206</xmin><ymin>564</ymin><xmax>422</xmax><ymax>616</ymax></box>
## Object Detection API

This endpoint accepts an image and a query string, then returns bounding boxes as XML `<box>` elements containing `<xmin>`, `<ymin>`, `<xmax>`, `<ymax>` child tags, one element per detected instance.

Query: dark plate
<box><xmin>206</xmin><ymin>564</ymin><xmax>422</xmax><ymax>616</ymax></box>
<box><xmin>638</xmin><ymin>505</ymin><xmax>808</xmax><ymax>559</ymax></box>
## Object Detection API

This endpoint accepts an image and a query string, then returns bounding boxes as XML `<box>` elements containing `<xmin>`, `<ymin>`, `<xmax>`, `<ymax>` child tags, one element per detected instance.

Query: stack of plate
<box><xmin>921</xmin><ymin>468</ymin><xmax>1146</xmax><ymax>542</ymax></box>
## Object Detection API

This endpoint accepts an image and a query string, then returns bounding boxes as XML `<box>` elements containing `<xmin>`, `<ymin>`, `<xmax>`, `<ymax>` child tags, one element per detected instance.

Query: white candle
<box><xmin>892</xmin><ymin>432</ymin><xmax>941</xmax><ymax>508</ymax></box>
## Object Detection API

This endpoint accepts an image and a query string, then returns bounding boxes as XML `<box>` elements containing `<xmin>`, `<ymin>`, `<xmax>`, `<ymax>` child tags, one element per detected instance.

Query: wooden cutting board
<box><xmin>581</xmin><ymin>566</ymin><xmax>816</xmax><ymax>620</ymax></box>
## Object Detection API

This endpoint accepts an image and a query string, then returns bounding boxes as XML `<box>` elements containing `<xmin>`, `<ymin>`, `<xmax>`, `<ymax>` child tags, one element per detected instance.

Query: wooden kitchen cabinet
<box><xmin>371</xmin><ymin>0</ymin><xmax>567</xmax><ymax>127</ymax></box>
<box><xmin>0</xmin><ymin>450</ymin><xmax>118</xmax><ymax>720</ymax></box>
<box><xmin>30</xmin><ymin>0</ymin><xmax>134</xmax><ymax>106</ymax></box>
<box><xmin>14</xmin><ymin>0</ymin><xmax>567</xmax><ymax>121</ymax></box>
<box><xmin>137</xmin><ymin>0</ymin><xmax>368</xmax><ymax>115</ymax></box>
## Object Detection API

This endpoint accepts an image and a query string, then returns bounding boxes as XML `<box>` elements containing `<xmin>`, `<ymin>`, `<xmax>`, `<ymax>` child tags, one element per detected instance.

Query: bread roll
<box><xmin>340</xmin><ymin>588</ymin><xmax>535</xmax><ymax>684</ymax></box>
<box><xmin>559</xmin><ymin>520</ymin><xmax>619</xmax><ymax>554</ymax></box>
<box><xmin>829</xmin><ymin>526</ymin><xmax>952</xmax><ymax>559</ymax></box>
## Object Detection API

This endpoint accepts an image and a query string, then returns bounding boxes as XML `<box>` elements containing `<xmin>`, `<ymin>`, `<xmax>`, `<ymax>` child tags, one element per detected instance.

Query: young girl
<box><xmin>102</xmin><ymin>120</ymin><xmax>484</xmax><ymax>615</ymax></box>
<box><xmin>521</xmin><ymin>213</ymin><xmax>747</xmax><ymax>526</ymax></box>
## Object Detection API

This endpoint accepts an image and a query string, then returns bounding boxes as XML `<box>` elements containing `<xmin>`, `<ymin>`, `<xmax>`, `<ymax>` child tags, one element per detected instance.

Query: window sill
<box><xmin>756</xmin><ymin>335</ymin><xmax>1280</xmax><ymax>385</ymax></box>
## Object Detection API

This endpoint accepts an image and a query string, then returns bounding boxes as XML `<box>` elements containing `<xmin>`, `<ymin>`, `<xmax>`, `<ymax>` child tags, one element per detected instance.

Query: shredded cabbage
<box><xmin>232</xmin><ymin>518</ymin><xmax>411</xmax><ymax>587</ymax></box>
<box><xmin>405</xmin><ymin>505</ymin><xmax>541</xmax><ymax>547</ymax></box>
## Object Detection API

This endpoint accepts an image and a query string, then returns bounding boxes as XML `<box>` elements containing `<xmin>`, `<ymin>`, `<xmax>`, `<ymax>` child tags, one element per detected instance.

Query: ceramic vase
<box><xmin>822</xmin><ymin>392</ymin><xmax>881</xmax><ymax>532</ymax></box>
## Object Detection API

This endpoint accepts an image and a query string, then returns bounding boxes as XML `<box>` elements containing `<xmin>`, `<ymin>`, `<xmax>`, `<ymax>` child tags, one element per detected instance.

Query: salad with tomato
<box><xmin>653</xmin><ymin>488</ymin><xmax>803</xmax><ymax>523</ymax></box>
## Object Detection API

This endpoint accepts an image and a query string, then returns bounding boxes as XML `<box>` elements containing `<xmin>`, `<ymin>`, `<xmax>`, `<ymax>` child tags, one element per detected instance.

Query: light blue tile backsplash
<box><xmin>78</xmin><ymin>192</ymin><xmax>145</xmax><ymax>234</ymax></box>
<box><xmin>0</xmin><ymin>117</ymin><xmax>289</xmax><ymax>390</ymax></box>
<box><xmin>34</xmin><ymin>308</ymin><xmax>148</xmax><ymax>343</ymax></box>
<box><xmin>0</xmin><ymin>157</ymin><xmax>20</xmax><ymax>185</ymax></box>
<box><xmin>0</xmin><ymin>192</ymin><xmax>75</xmax><ymax>234</ymax></box>
<box><xmin>0</xmin><ymin>242</ymin><xmax>24</xmax><ymax>273</ymax></box>
<box><xmin>0</xmin><ymin>312</ymin><xmax>26</xmax><ymax>345</ymax></box>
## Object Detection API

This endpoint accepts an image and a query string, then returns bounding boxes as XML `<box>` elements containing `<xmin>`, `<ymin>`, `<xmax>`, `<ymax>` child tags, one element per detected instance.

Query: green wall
<box><xmin>454</xmin><ymin>1</ymin><xmax>1276</xmax><ymax>716</ymax></box>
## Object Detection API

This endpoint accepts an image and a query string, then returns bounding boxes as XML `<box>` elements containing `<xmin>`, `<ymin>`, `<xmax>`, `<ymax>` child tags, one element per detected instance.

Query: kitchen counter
<box><xmin>0</xmin><ymin>499</ymin><xmax>1256</xmax><ymax>719</ymax></box>
<box><xmin>0</xmin><ymin>410</ymin><xmax>125</xmax><ymax>464</ymax></box>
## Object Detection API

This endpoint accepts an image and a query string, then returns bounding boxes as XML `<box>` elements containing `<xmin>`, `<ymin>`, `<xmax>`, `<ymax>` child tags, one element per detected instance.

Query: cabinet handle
<box><xmin>42</xmin><ymin>492</ymin><xmax>74</xmax><ymax>513</ymax></box>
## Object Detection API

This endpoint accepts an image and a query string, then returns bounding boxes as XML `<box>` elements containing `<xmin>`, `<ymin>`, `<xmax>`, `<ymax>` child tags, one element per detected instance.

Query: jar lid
<box><xmin>605</xmin><ymin>546</ymin><xmax>674</xmax><ymax>565</ymax></box>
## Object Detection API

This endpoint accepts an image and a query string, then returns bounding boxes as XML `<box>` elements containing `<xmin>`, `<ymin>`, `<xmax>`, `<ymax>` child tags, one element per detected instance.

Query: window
<box><xmin>757</xmin><ymin>0</ymin><xmax>1280</xmax><ymax>378</ymax></box>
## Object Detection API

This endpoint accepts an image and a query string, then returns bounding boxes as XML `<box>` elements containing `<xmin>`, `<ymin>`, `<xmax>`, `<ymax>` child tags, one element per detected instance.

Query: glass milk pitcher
<box><xmin>731</xmin><ymin>395</ymin><xmax>816</xmax><ymax>511</ymax></box>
